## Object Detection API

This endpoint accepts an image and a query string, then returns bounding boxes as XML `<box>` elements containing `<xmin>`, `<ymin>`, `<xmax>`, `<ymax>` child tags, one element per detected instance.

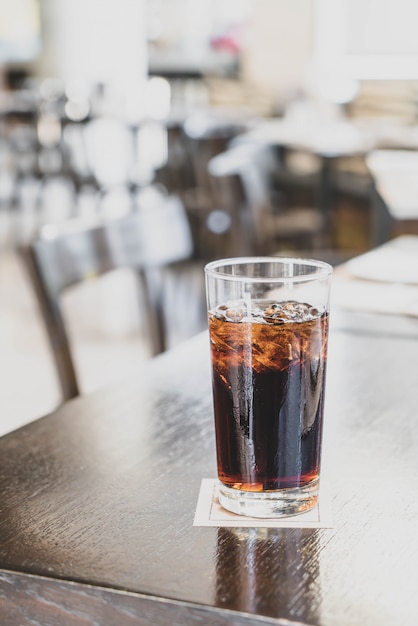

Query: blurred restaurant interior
<box><xmin>2</xmin><ymin>0</ymin><xmax>418</xmax><ymax>432</ymax></box>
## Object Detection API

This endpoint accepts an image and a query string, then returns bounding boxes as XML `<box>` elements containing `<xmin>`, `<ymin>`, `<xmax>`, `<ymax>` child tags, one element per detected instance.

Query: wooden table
<box><xmin>1</xmin><ymin>295</ymin><xmax>418</xmax><ymax>623</ymax></box>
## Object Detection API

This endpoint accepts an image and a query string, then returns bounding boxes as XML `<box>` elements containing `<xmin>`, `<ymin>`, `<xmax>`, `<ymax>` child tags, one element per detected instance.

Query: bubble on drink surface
<box><xmin>213</xmin><ymin>300</ymin><xmax>322</xmax><ymax>324</ymax></box>
<box><xmin>214</xmin><ymin>304</ymin><xmax>232</xmax><ymax>320</ymax></box>
<box><xmin>306</xmin><ymin>306</ymin><xmax>320</xmax><ymax>321</ymax></box>
<box><xmin>280</xmin><ymin>301</ymin><xmax>307</xmax><ymax>319</ymax></box>
<box><xmin>265</xmin><ymin>303</ymin><xmax>280</xmax><ymax>316</ymax></box>
<box><xmin>225</xmin><ymin>308</ymin><xmax>245</xmax><ymax>322</ymax></box>
<box><xmin>263</xmin><ymin>301</ymin><xmax>321</xmax><ymax>324</ymax></box>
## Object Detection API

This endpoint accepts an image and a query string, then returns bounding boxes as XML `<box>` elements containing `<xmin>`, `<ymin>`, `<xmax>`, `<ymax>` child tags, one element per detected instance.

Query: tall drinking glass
<box><xmin>205</xmin><ymin>257</ymin><xmax>332</xmax><ymax>518</ymax></box>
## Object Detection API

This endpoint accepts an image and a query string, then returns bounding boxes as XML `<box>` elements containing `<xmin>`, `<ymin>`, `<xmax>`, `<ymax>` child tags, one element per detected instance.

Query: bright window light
<box><xmin>0</xmin><ymin>0</ymin><xmax>40</xmax><ymax>62</ymax></box>
<box><xmin>313</xmin><ymin>0</ymin><xmax>418</xmax><ymax>79</ymax></box>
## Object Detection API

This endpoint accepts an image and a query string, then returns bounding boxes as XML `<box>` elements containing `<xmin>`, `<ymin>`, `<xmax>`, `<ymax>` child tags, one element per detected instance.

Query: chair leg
<box><xmin>136</xmin><ymin>268</ymin><xmax>166</xmax><ymax>356</ymax></box>
<box><xmin>19</xmin><ymin>246</ymin><xmax>80</xmax><ymax>401</ymax></box>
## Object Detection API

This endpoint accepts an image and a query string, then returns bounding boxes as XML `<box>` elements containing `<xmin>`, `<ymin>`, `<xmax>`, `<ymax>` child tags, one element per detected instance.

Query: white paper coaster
<box><xmin>193</xmin><ymin>479</ymin><xmax>333</xmax><ymax>528</ymax></box>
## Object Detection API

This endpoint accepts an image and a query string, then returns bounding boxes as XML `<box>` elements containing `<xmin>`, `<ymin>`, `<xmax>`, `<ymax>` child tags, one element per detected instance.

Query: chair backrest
<box><xmin>211</xmin><ymin>142</ymin><xmax>279</xmax><ymax>204</ymax></box>
<box><xmin>208</xmin><ymin>143</ymin><xmax>279</xmax><ymax>253</ymax></box>
<box><xmin>183</xmin><ymin>110</ymin><xmax>249</xmax><ymax>192</ymax></box>
<box><xmin>20</xmin><ymin>195</ymin><xmax>193</xmax><ymax>401</ymax></box>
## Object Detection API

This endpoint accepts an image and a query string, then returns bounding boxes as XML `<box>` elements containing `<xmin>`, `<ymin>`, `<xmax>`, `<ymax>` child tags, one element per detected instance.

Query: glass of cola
<box><xmin>205</xmin><ymin>257</ymin><xmax>333</xmax><ymax>518</ymax></box>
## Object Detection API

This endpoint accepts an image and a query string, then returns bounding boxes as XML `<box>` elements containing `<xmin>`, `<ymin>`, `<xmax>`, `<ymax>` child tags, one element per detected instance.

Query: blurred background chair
<box><xmin>366</xmin><ymin>149</ymin><xmax>418</xmax><ymax>244</ymax></box>
<box><xmin>179</xmin><ymin>110</ymin><xmax>252</xmax><ymax>259</ymax></box>
<box><xmin>19</xmin><ymin>195</ymin><xmax>194</xmax><ymax>402</ymax></box>
<box><xmin>208</xmin><ymin>143</ymin><xmax>325</xmax><ymax>256</ymax></box>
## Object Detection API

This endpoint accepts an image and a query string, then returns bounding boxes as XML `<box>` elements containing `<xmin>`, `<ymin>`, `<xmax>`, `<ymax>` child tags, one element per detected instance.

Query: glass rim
<box><xmin>204</xmin><ymin>256</ymin><xmax>333</xmax><ymax>284</ymax></box>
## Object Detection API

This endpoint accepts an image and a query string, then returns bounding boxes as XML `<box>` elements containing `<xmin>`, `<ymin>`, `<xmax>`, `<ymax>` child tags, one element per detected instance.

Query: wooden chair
<box><xmin>181</xmin><ymin>111</ymin><xmax>250</xmax><ymax>259</ymax></box>
<box><xmin>208</xmin><ymin>143</ymin><xmax>325</xmax><ymax>255</ymax></box>
<box><xmin>19</xmin><ymin>195</ymin><xmax>193</xmax><ymax>401</ymax></box>
<box><xmin>182</xmin><ymin>110</ymin><xmax>248</xmax><ymax>193</ymax></box>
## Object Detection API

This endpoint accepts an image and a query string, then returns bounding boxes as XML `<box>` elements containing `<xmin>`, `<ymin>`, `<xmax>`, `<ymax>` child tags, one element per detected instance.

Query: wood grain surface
<box><xmin>0</xmin><ymin>312</ymin><xmax>417</xmax><ymax>625</ymax></box>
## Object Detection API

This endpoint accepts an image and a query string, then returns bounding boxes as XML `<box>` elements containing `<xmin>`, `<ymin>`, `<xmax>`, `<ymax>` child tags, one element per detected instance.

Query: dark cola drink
<box><xmin>209</xmin><ymin>300</ymin><xmax>329</xmax><ymax>492</ymax></box>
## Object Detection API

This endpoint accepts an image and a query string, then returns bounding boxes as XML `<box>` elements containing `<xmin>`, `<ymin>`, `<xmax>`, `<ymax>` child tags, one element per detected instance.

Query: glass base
<box><xmin>218</xmin><ymin>478</ymin><xmax>319</xmax><ymax>519</ymax></box>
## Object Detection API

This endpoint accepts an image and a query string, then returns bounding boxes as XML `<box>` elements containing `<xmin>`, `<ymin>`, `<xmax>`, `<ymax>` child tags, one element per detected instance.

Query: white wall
<box><xmin>241</xmin><ymin>0</ymin><xmax>313</xmax><ymax>103</ymax></box>
<box><xmin>34</xmin><ymin>0</ymin><xmax>315</xmax><ymax>112</ymax></box>
<box><xmin>36</xmin><ymin>0</ymin><xmax>147</xmax><ymax>90</ymax></box>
